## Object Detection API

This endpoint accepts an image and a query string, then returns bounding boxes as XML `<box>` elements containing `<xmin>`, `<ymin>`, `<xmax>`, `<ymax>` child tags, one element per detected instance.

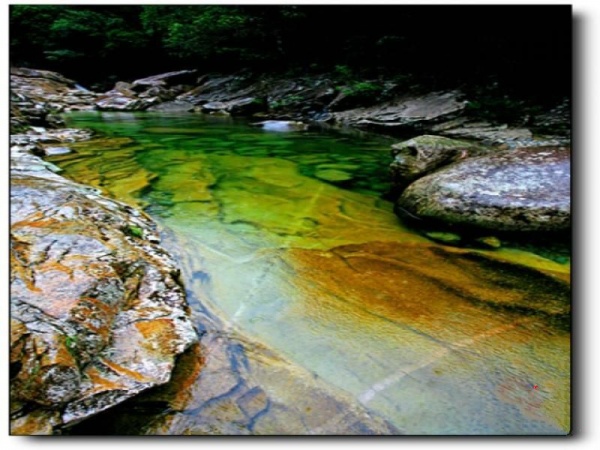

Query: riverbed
<box><xmin>52</xmin><ymin>111</ymin><xmax>570</xmax><ymax>434</ymax></box>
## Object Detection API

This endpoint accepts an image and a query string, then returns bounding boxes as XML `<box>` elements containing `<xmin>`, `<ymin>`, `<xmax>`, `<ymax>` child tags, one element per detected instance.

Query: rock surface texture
<box><xmin>11</xmin><ymin>67</ymin><xmax>98</xmax><ymax>113</ymax></box>
<box><xmin>389</xmin><ymin>135</ymin><xmax>488</xmax><ymax>192</ymax></box>
<box><xmin>96</xmin><ymin>70</ymin><xmax>198</xmax><ymax>111</ymax></box>
<box><xmin>10</xmin><ymin>72</ymin><xmax>198</xmax><ymax>435</ymax></box>
<box><xmin>397</xmin><ymin>146</ymin><xmax>571</xmax><ymax>232</ymax></box>
<box><xmin>333</xmin><ymin>90</ymin><xmax>467</xmax><ymax>133</ymax></box>
<box><xmin>10</xmin><ymin>135</ymin><xmax>198</xmax><ymax>435</ymax></box>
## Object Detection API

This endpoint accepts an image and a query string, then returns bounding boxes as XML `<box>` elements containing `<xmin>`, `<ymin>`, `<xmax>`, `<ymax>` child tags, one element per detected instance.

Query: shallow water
<box><xmin>56</xmin><ymin>112</ymin><xmax>570</xmax><ymax>435</ymax></box>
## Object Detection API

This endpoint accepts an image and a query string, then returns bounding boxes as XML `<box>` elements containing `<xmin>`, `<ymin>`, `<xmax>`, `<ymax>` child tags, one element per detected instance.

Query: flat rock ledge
<box><xmin>10</xmin><ymin>134</ymin><xmax>198</xmax><ymax>435</ymax></box>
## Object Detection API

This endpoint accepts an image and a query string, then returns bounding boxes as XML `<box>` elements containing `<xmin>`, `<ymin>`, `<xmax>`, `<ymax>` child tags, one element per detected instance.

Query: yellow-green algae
<box><xmin>54</xmin><ymin>111</ymin><xmax>570</xmax><ymax>434</ymax></box>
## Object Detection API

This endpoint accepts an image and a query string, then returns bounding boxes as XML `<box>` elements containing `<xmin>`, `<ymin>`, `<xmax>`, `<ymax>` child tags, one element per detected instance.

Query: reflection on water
<box><xmin>55</xmin><ymin>112</ymin><xmax>570</xmax><ymax>434</ymax></box>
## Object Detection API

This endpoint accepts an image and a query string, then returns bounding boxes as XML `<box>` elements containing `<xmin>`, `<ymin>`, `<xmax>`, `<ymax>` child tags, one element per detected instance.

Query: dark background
<box><xmin>10</xmin><ymin>4</ymin><xmax>571</xmax><ymax>105</ymax></box>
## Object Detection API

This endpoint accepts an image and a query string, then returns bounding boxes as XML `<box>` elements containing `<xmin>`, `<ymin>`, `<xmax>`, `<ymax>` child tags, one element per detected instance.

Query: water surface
<box><xmin>55</xmin><ymin>112</ymin><xmax>570</xmax><ymax>434</ymax></box>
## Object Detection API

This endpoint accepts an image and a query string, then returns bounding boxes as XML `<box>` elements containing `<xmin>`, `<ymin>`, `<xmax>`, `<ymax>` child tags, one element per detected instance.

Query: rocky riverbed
<box><xmin>10</xmin><ymin>67</ymin><xmax>571</xmax><ymax>434</ymax></box>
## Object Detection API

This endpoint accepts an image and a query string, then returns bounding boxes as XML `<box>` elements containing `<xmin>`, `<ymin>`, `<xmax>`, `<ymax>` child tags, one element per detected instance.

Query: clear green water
<box><xmin>55</xmin><ymin>112</ymin><xmax>570</xmax><ymax>435</ymax></box>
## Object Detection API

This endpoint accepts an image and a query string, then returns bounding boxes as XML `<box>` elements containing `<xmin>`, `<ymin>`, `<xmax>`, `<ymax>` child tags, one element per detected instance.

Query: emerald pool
<box><xmin>52</xmin><ymin>111</ymin><xmax>570</xmax><ymax>435</ymax></box>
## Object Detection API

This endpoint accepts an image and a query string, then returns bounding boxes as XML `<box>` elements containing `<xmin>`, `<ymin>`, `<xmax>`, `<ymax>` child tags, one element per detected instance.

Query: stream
<box><xmin>53</xmin><ymin>111</ymin><xmax>570</xmax><ymax>435</ymax></box>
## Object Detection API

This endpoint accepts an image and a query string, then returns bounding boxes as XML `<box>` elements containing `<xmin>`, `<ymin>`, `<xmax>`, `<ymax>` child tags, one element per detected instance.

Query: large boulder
<box><xmin>397</xmin><ymin>146</ymin><xmax>571</xmax><ymax>232</ymax></box>
<box><xmin>389</xmin><ymin>135</ymin><xmax>488</xmax><ymax>193</ymax></box>
<box><xmin>10</xmin><ymin>136</ymin><xmax>198</xmax><ymax>434</ymax></box>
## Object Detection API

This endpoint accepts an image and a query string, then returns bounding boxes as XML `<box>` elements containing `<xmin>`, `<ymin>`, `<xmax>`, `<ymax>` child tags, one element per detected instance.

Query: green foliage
<box><xmin>65</xmin><ymin>335</ymin><xmax>77</xmax><ymax>349</ymax></box>
<box><xmin>10</xmin><ymin>5</ymin><xmax>156</xmax><ymax>87</ymax></box>
<box><xmin>270</xmin><ymin>94</ymin><xmax>303</xmax><ymax>110</ymax></box>
<box><xmin>339</xmin><ymin>81</ymin><xmax>383</xmax><ymax>98</ymax></box>
<box><xmin>333</xmin><ymin>65</ymin><xmax>353</xmax><ymax>82</ymax></box>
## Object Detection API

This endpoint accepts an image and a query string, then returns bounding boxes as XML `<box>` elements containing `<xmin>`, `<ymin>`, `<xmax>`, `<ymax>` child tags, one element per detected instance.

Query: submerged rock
<box><xmin>314</xmin><ymin>168</ymin><xmax>353</xmax><ymax>182</ymax></box>
<box><xmin>41</xmin><ymin>146</ymin><xmax>72</xmax><ymax>156</ymax></box>
<box><xmin>424</xmin><ymin>231</ymin><xmax>462</xmax><ymax>245</ymax></box>
<box><xmin>474</xmin><ymin>236</ymin><xmax>502</xmax><ymax>249</ymax></box>
<box><xmin>397</xmin><ymin>146</ymin><xmax>571</xmax><ymax>232</ymax></box>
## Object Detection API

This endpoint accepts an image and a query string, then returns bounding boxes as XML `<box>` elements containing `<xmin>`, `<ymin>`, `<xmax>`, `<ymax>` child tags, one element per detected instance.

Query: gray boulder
<box><xmin>10</xmin><ymin>97</ymin><xmax>198</xmax><ymax>434</ymax></box>
<box><xmin>397</xmin><ymin>146</ymin><xmax>571</xmax><ymax>232</ymax></box>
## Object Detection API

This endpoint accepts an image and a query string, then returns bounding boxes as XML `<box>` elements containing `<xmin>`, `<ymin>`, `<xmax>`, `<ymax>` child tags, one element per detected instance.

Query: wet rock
<box><xmin>333</xmin><ymin>91</ymin><xmax>468</xmax><ymax>134</ymax></box>
<box><xmin>397</xmin><ymin>146</ymin><xmax>571</xmax><ymax>232</ymax></box>
<box><xmin>11</xmin><ymin>67</ymin><xmax>76</xmax><ymax>85</ymax></box>
<box><xmin>137</xmin><ymin>86</ymin><xmax>178</xmax><ymax>101</ymax></box>
<box><xmin>131</xmin><ymin>70</ymin><xmax>198</xmax><ymax>91</ymax></box>
<box><xmin>41</xmin><ymin>146</ymin><xmax>72</xmax><ymax>156</ymax></box>
<box><xmin>436</xmin><ymin>121</ymin><xmax>569</xmax><ymax>149</ymax></box>
<box><xmin>95</xmin><ymin>92</ymin><xmax>156</xmax><ymax>111</ymax></box>
<box><xmin>112</xmin><ymin>81</ymin><xmax>136</xmax><ymax>97</ymax></box>
<box><xmin>146</xmin><ymin>100</ymin><xmax>195</xmax><ymax>113</ymax></box>
<box><xmin>176</xmin><ymin>75</ymin><xmax>241</xmax><ymax>104</ymax></box>
<box><xmin>148</xmin><ymin>100</ymin><xmax>194</xmax><ymax>112</ymax></box>
<box><xmin>11</xmin><ymin>67</ymin><xmax>98</xmax><ymax>112</ymax></box>
<box><xmin>251</xmin><ymin>120</ymin><xmax>308</xmax><ymax>131</ymax></box>
<box><xmin>440</xmin><ymin>122</ymin><xmax>532</xmax><ymax>145</ymax></box>
<box><xmin>68</xmin><ymin>317</ymin><xmax>400</xmax><ymax>436</ymax></box>
<box><xmin>390</xmin><ymin>135</ymin><xmax>488</xmax><ymax>192</ymax></box>
<box><xmin>99</xmin><ymin>74</ymin><xmax>197</xmax><ymax>112</ymax></box>
<box><xmin>201</xmin><ymin>101</ymin><xmax>227</xmax><ymax>112</ymax></box>
<box><xmin>202</xmin><ymin>97</ymin><xmax>266</xmax><ymax>116</ymax></box>
<box><xmin>10</xmin><ymin>126</ymin><xmax>197</xmax><ymax>434</ymax></box>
